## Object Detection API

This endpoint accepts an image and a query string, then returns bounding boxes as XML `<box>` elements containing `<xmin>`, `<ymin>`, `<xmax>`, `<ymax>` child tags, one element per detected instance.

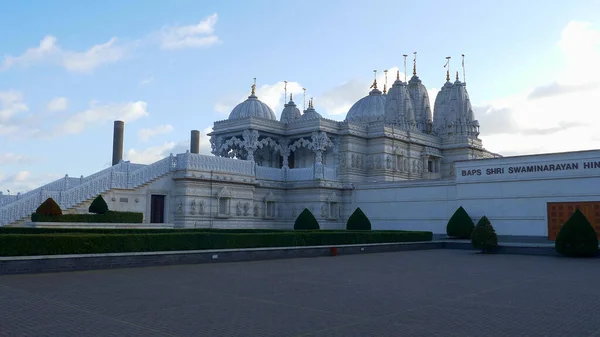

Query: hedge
<box><xmin>31</xmin><ymin>211</ymin><xmax>143</xmax><ymax>223</ymax></box>
<box><xmin>0</xmin><ymin>230</ymin><xmax>433</xmax><ymax>256</ymax></box>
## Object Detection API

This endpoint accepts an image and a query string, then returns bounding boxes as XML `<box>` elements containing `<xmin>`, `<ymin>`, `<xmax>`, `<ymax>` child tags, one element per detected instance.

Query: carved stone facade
<box><xmin>1</xmin><ymin>75</ymin><xmax>502</xmax><ymax>228</ymax></box>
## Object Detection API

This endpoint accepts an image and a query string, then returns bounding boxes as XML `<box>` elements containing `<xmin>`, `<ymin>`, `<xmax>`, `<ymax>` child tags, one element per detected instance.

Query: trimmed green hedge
<box><xmin>0</xmin><ymin>230</ymin><xmax>433</xmax><ymax>256</ymax></box>
<box><xmin>31</xmin><ymin>211</ymin><xmax>143</xmax><ymax>223</ymax></box>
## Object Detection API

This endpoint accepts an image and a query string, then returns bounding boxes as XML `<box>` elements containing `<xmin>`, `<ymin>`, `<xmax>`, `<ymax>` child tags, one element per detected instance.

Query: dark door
<box><xmin>150</xmin><ymin>195</ymin><xmax>165</xmax><ymax>223</ymax></box>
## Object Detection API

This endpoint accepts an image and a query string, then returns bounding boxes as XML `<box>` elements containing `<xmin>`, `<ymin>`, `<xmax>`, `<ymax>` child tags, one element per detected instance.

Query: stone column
<box><xmin>112</xmin><ymin>120</ymin><xmax>124</xmax><ymax>165</ymax></box>
<box><xmin>242</xmin><ymin>130</ymin><xmax>259</xmax><ymax>162</ymax></box>
<box><xmin>423</xmin><ymin>155</ymin><xmax>430</xmax><ymax>173</ymax></box>
<box><xmin>190</xmin><ymin>130</ymin><xmax>200</xmax><ymax>154</ymax></box>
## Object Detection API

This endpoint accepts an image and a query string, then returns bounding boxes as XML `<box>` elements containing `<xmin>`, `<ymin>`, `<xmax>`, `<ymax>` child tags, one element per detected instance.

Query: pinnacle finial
<box><xmin>251</xmin><ymin>78</ymin><xmax>256</xmax><ymax>95</ymax></box>
<box><xmin>456</xmin><ymin>71</ymin><xmax>459</xmax><ymax>81</ymax></box>
<box><xmin>446</xmin><ymin>69</ymin><xmax>450</xmax><ymax>82</ymax></box>
<box><xmin>290</xmin><ymin>93</ymin><xmax>293</xmax><ymax>101</ymax></box>
<box><xmin>309</xmin><ymin>97</ymin><xmax>314</xmax><ymax>108</ymax></box>
<box><xmin>396</xmin><ymin>69</ymin><xmax>400</xmax><ymax>81</ymax></box>
<box><xmin>413</xmin><ymin>52</ymin><xmax>417</xmax><ymax>76</ymax></box>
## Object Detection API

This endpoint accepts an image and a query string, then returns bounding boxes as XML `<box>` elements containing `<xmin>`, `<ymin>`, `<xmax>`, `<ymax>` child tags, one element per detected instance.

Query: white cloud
<box><xmin>0</xmin><ymin>35</ymin><xmax>128</xmax><ymax>73</ymax></box>
<box><xmin>214</xmin><ymin>68</ymin><xmax>409</xmax><ymax>121</ymax></box>
<box><xmin>138</xmin><ymin>124</ymin><xmax>174</xmax><ymax>141</ymax></box>
<box><xmin>158</xmin><ymin>13</ymin><xmax>221</xmax><ymax>50</ymax></box>
<box><xmin>0</xmin><ymin>90</ymin><xmax>28</xmax><ymax>122</ymax></box>
<box><xmin>1</xmin><ymin>13</ymin><xmax>221</xmax><ymax>74</ymax></box>
<box><xmin>61</xmin><ymin>37</ymin><xmax>129</xmax><ymax>73</ymax></box>
<box><xmin>214</xmin><ymin>81</ymin><xmax>305</xmax><ymax>118</ymax></box>
<box><xmin>0</xmin><ymin>153</ymin><xmax>36</xmax><ymax>165</ymax></box>
<box><xmin>125</xmin><ymin>141</ymin><xmax>176</xmax><ymax>164</ymax></box>
<box><xmin>0</xmin><ymin>171</ymin><xmax>62</xmax><ymax>194</ymax></box>
<box><xmin>55</xmin><ymin>101</ymin><xmax>149</xmax><ymax>135</ymax></box>
<box><xmin>476</xmin><ymin>20</ymin><xmax>600</xmax><ymax>156</ymax></box>
<box><xmin>140</xmin><ymin>76</ymin><xmax>154</xmax><ymax>85</ymax></box>
<box><xmin>46</xmin><ymin>96</ymin><xmax>68</xmax><ymax>111</ymax></box>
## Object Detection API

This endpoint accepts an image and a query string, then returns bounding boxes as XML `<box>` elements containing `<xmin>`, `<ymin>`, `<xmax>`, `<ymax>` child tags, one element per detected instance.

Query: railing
<box><xmin>287</xmin><ymin>168</ymin><xmax>314</xmax><ymax>181</ymax></box>
<box><xmin>0</xmin><ymin>156</ymin><xmax>177</xmax><ymax>226</ymax></box>
<box><xmin>255</xmin><ymin>166</ymin><xmax>284</xmax><ymax>181</ymax></box>
<box><xmin>176</xmin><ymin>152</ymin><xmax>254</xmax><ymax>176</ymax></box>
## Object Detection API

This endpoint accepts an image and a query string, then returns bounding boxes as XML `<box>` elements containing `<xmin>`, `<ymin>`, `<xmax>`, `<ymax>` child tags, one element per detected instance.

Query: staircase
<box><xmin>0</xmin><ymin>155</ymin><xmax>178</xmax><ymax>227</ymax></box>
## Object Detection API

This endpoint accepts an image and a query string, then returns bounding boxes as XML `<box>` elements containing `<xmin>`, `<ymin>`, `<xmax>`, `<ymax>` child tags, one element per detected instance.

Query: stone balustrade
<box><xmin>1</xmin><ymin>152</ymin><xmax>339</xmax><ymax>226</ymax></box>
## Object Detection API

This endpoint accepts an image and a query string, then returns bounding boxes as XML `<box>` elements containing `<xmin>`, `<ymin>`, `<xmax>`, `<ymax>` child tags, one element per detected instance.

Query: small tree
<box><xmin>471</xmin><ymin>216</ymin><xmax>498</xmax><ymax>253</ymax></box>
<box><xmin>346</xmin><ymin>207</ymin><xmax>371</xmax><ymax>230</ymax></box>
<box><xmin>446</xmin><ymin>206</ymin><xmax>475</xmax><ymax>239</ymax></box>
<box><xmin>294</xmin><ymin>208</ymin><xmax>320</xmax><ymax>230</ymax></box>
<box><xmin>89</xmin><ymin>194</ymin><xmax>109</xmax><ymax>214</ymax></box>
<box><xmin>555</xmin><ymin>209</ymin><xmax>598</xmax><ymax>257</ymax></box>
<box><xmin>35</xmin><ymin>197</ymin><xmax>63</xmax><ymax>217</ymax></box>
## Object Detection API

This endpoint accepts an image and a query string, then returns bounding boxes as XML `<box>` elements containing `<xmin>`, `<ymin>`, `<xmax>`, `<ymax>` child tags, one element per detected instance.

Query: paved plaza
<box><xmin>1</xmin><ymin>250</ymin><xmax>600</xmax><ymax>336</ymax></box>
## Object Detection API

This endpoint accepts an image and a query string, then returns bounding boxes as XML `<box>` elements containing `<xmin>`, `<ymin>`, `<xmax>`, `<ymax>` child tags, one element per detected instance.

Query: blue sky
<box><xmin>1</xmin><ymin>0</ymin><xmax>600</xmax><ymax>193</ymax></box>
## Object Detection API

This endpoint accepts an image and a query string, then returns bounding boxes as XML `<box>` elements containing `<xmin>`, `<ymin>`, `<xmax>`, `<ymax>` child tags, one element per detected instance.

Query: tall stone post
<box><xmin>112</xmin><ymin>121</ymin><xmax>124</xmax><ymax>166</ymax></box>
<box><xmin>190</xmin><ymin>130</ymin><xmax>200</xmax><ymax>154</ymax></box>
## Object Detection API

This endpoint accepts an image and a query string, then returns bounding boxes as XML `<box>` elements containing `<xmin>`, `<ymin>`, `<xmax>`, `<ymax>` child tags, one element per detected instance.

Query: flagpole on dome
<box><xmin>403</xmin><ymin>54</ymin><xmax>408</xmax><ymax>82</ymax></box>
<box><xmin>444</xmin><ymin>57</ymin><xmax>451</xmax><ymax>81</ymax></box>
<box><xmin>462</xmin><ymin>54</ymin><xmax>466</xmax><ymax>85</ymax></box>
<box><xmin>283</xmin><ymin>81</ymin><xmax>288</xmax><ymax>107</ymax></box>
<box><xmin>303</xmin><ymin>88</ymin><xmax>307</xmax><ymax>111</ymax></box>
<box><xmin>383</xmin><ymin>69</ymin><xmax>388</xmax><ymax>94</ymax></box>
<box><xmin>413</xmin><ymin>52</ymin><xmax>417</xmax><ymax>76</ymax></box>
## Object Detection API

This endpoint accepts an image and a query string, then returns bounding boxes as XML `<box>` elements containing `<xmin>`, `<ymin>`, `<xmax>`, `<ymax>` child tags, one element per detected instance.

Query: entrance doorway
<box><xmin>547</xmin><ymin>201</ymin><xmax>600</xmax><ymax>240</ymax></box>
<box><xmin>150</xmin><ymin>195</ymin><xmax>166</xmax><ymax>223</ymax></box>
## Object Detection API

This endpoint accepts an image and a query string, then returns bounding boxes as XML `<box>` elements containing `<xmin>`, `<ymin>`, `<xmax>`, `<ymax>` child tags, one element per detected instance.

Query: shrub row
<box><xmin>0</xmin><ymin>230</ymin><xmax>433</xmax><ymax>256</ymax></box>
<box><xmin>31</xmin><ymin>211</ymin><xmax>143</xmax><ymax>223</ymax></box>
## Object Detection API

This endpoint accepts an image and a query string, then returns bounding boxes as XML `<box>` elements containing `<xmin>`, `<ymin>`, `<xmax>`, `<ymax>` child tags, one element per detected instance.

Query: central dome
<box><xmin>345</xmin><ymin>81</ymin><xmax>386</xmax><ymax>123</ymax></box>
<box><xmin>228</xmin><ymin>83</ymin><xmax>277</xmax><ymax>120</ymax></box>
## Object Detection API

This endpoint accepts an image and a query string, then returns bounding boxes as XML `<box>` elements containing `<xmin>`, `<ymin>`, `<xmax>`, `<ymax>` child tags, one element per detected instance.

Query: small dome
<box><xmin>280</xmin><ymin>94</ymin><xmax>301</xmax><ymax>124</ymax></box>
<box><xmin>228</xmin><ymin>83</ymin><xmax>277</xmax><ymax>120</ymax></box>
<box><xmin>345</xmin><ymin>85</ymin><xmax>386</xmax><ymax>123</ymax></box>
<box><xmin>300</xmin><ymin>99</ymin><xmax>322</xmax><ymax>120</ymax></box>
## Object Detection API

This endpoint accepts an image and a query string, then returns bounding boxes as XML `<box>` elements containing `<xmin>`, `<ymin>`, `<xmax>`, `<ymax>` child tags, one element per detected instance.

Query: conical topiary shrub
<box><xmin>446</xmin><ymin>206</ymin><xmax>475</xmax><ymax>239</ymax></box>
<box><xmin>89</xmin><ymin>194</ymin><xmax>109</xmax><ymax>214</ymax></box>
<box><xmin>555</xmin><ymin>209</ymin><xmax>598</xmax><ymax>257</ymax></box>
<box><xmin>471</xmin><ymin>216</ymin><xmax>498</xmax><ymax>253</ymax></box>
<box><xmin>294</xmin><ymin>208</ymin><xmax>320</xmax><ymax>230</ymax></box>
<box><xmin>346</xmin><ymin>207</ymin><xmax>371</xmax><ymax>230</ymax></box>
<box><xmin>35</xmin><ymin>197</ymin><xmax>63</xmax><ymax>217</ymax></box>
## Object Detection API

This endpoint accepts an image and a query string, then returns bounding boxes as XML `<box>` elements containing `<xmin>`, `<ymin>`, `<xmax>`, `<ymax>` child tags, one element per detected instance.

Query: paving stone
<box><xmin>1</xmin><ymin>250</ymin><xmax>600</xmax><ymax>337</ymax></box>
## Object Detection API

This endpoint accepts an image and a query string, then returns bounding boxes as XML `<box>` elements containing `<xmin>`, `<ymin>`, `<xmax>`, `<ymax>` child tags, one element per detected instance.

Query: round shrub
<box><xmin>294</xmin><ymin>208</ymin><xmax>320</xmax><ymax>230</ymax></box>
<box><xmin>555</xmin><ymin>209</ymin><xmax>598</xmax><ymax>257</ymax></box>
<box><xmin>446</xmin><ymin>206</ymin><xmax>475</xmax><ymax>239</ymax></box>
<box><xmin>89</xmin><ymin>194</ymin><xmax>109</xmax><ymax>214</ymax></box>
<box><xmin>346</xmin><ymin>207</ymin><xmax>371</xmax><ymax>230</ymax></box>
<box><xmin>35</xmin><ymin>198</ymin><xmax>63</xmax><ymax>217</ymax></box>
<box><xmin>471</xmin><ymin>215</ymin><xmax>498</xmax><ymax>253</ymax></box>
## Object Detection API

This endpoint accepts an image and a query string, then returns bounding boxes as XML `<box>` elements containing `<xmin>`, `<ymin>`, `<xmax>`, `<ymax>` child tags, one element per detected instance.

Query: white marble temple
<box><xmin>2</xmin><ymin>72</ymin><xmax>599</xmax><ymax>238</ymax></box>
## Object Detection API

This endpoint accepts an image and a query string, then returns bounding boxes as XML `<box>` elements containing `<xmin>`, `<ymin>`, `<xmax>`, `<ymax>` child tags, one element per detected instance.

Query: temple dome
<box><xmin>300</xmin><ymin>99</ymin><xmax>322</xmax><ymax>120</ymax></box>
<box><xmin>280</xmin><ymin>94</ymin><xmax>302</xmax><ymax>124</ymax></box>
<box><xmin>228</xmin><ymin>84</ymin><xmax>277</xmax><ymax>120</ymax></box>
<box><xmin>345</xmin><ymin>85</ymin><xmax>386</xmax><ymax>123</ymax></box>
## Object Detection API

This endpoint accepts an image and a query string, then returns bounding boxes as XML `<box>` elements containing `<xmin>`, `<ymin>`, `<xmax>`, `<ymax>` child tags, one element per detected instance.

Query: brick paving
<box><xmin>1</xmin><ymin>250</ymin><xmax>600</xmax><ymax>336</ymax></box>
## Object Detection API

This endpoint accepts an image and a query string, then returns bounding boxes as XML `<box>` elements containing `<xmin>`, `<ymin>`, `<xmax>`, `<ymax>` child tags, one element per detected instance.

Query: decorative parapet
<box><xmin>176</xmin><ymin>152</ymin><xmax>254</xmax><ymax>176</ymax></box>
